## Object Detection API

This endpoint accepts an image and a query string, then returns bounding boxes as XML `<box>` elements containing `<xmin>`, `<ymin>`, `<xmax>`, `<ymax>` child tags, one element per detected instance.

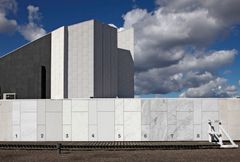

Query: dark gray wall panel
<box><xmin>117</xmin><ymin>49</ymin><xmax>134</xmax><ymax>98</ymax></box>
<box><xmin>0</xmin><ymin>34</ymin><xmax>51</xmax><ymax>99</ymax></box>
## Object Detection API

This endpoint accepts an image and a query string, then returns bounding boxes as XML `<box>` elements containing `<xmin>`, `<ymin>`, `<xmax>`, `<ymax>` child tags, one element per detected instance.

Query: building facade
<box><xmin>0</xmin><ymin>20</ymin><xmax>134</xmax><ymax>99</ymax></box>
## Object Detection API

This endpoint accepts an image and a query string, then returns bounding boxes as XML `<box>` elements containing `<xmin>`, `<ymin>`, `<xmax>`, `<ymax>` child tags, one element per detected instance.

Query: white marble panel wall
<box><xmin>97</xmin><ymin>99</ymin><xmax>114</xmax><ymax>111</ymax></box>
<box><xmin>167</xmin><ymin>124</ymin><xmax>177</xmax><ymax>141</ymax></box>
<box><xmin>98</xmin><ymin>112</ymin><xmax>115</xmax><ymax>141</ymax></box>
<box><xmin>12</xmin><ymin>101</ymin><xmax>20</xmax><ymax>141</ymax></box>
<box><xmin>0</xmin><ymin>101</ymin><xmax>12</xmax><ymax>141</ymax></box>
<box><xmin>115</xmin><ymin>99</ymin><xmax>124</xmax><ymax>125</ymax></box>
<box><xmin>141</xmin><ymin>125</ymin><xmax>150</xmax><ymax>141</ymax></box>
<box><xmin>72</xmin><ymin>112</ymin><xmax>88</xmax><ymax>141</ymax></box>
<box><xmin>124</xmin><ymin>112</ymin><xmax>141</xmax><ymax>141</ymax></box>
<box><xmin>151</xmin><ymin>99</ymin><xmax>167</xmax><ymax>111</ymax></box>
<box><xmin>37</xmin><ymin>100</ymin><xmax>46</xmax><ymax>141</ymax></box>
<box><xmin>46</xmin><ymin>100</ymin><xmax>63</xmax><ymax>141</ymax></box>
<box><xmin>89</xmin><ymin>100</ymin><xmax>97</xmax><ymax>125</ymax></box>
<box><xmin>167</xmin><ymin>99</ymin><xmax>177</xmax><ymax>125</ymax></box>
<box><xmin>89</xmin><ymin>125</ymin><xmax>98</xmax><ymax>141</ymax></box>
<box><xmin>150</xmin><ymin>112</ymin><xmax>167</xmax><ymax>140</ymax></box>
<box><xmin>72</xmin><ymin>99</ymin><xmax>89</xmax><ymax>112</ymax></box>
<box><xmin>141</xmin><ymin>100</ymin><xmax>150</xmax><ymax>125</ymax></box>
<box><xmin>176</xmin><ymin>112</ymin><xmax>193</xmax><ymax>140</ymax></box>
<box><xmin>63</xmin><ymin>100</ymin><xmax>72</xmax><ymax>141</ymax></box>
<box><xmin>20</xmin><ymin>100</ymin><xmax>37</xmax><ymax>141</ymax></box>
<box><xmin>115</xmin><ymin>125</ymin><xmax>124</xmax><ymax>141</ymax></box>
<box><xmin>124</xmin><ymin>99</ymin><xmax>141</xmax><ymax>111</ymax></box>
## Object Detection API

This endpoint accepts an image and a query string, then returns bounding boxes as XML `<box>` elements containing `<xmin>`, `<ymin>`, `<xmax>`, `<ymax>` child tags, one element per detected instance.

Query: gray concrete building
<box><xmin>0</xmin><ymin>20</ymin><xmax>134</xmax><ymax>99</ymax></box>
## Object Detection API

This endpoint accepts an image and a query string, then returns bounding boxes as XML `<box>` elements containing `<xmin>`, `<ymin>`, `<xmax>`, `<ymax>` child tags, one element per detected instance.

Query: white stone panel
<box><xmin>150</xmin><ymin>112</ymin><xmax>167</xmax><ymax>141</ymax></box>
<box><xmin>150</xmin><ymin>99</ymin><xmax>167</xmax><ymax>111</ymax></box>
<box><xmin>97</xmin><ymin>99</ymin><xmax>115</xmax><ymax>112</ymax></box>
<box><xmin>227</xmin><ymin>99</ymin><xmax>240</xmax><ymax>111</ymax></box>
<box><xmin>115</xmin><ymin>99</ymin><xmax>124</xmax><ymax>125</ymax></box>
<box><xmin>98</xmin><ymin>112</ymin><xmax>115</xmax><ymax>141</ymax></box>
<box><xmin>141</xmin><ymin>100</ymin><xmax>150</xmax><ymax>125</ymax></box>
<box><xmin>63</xmin><ymin>100</ymin><xmax>72</xmax><ymax>125</ymax></box>
<box><xmin>177</xmin><ymin>112</ymin><xmax>193</xmax><ymax>140</ymax></box>
<box><xmin>193</xmin><ymin>99</ymin><xmax>202</xmax><ymax>125</ymax></box>
<box><xmin>167</xmin><ymin>125</ymin><xmax>177</xmax><ymax>141</ymax></box>
<box><xmin>202</xmin><ymin>99</ymin><xmax>218</xmax><ymax>112</ymax></box>
<box><xmin>12</xmin><ymin>125</ymin><xmax>20</xmax><ymax>141</ymax></box>
<box><xmin>12</xmin><ymin>101</ymin><xmax>20</xmax><ymax>125</ymax></box>
<box><xmin>177</xmin><ymin>99</ymin><xmax>193</xmax><ymax>112</ymax></box>
<box><xmin>0</xmin><ymin>112</ymin><xmax>12</xmax><ymax>141</ymax></box>
<box><xmin>124</xmin><ymin>112</ymin><xmax>141</xmax><ymax>141</ymax></box>
<box><xmin>46</xmin><ymin>112</ymin><xmax>62</xmax><ymax>141</ymax></box>
<box><xmin>89</xmin><ymin>100</ymin><xmax>97</xmax><ymax>125</ymax></box>
<box><xmin>37</xmin><ymin>100</ymin><xmax>45</xmax><ymax>125</ymax></box>
<box><xmin>124</xmin><ymin>99</ymin><xmax>141</xmax><ymax>112</ymax></box>
<box><xmin>72</xmin><ymin>99</ymin><xmax>88</xmax><ymax>112</ymax></box>
<box><xmin>63</xmin><ymin>125</ymin><xmax>72</xmax><ymax>141</ymax></box>
<box><xmin>167</xmin><ymin>100</ymin><xmax>177</xmax><ymax>125</ymax></box>
<box><xmin>89</xmin><ymin>125</ymin><xmax>98</xmax><ymax>141</ymax></box>
<box><xmin>20</xmin><ymin>100</ymin><xmax>37</xmax><ymax>112</ymax></box>
<box><xmin>51</xmin><ymin>26</ymin><xmax>65</xmax><ymax>99</ymax></box>
<box><xmin>21</xmin><ymin>113</ymin><xmax>37</xmax><ymax>141</ymax></box>
<box><xmin>46</xmin><ymin>100</ymin><xmax>63</xmax><ymax>112</ymax></box>
<box><xmin>72</xmin><ymin>112</ymin><xmax>88</xmax><ymax>141</ymax></box>
<box><xmin>194</xmin><ymin>125</ymin><xmax>202</xmax><ymax>140</ymax></box>
<box><xmin>115</xmin><ymin>125</ymin><xmax>124</xmax><ymax>141</ymax></box>
<box><xmin>141</xmin><ymin>125</ymin><xmax>150</xmax><ymax>141</ymax></box>
<box><xmin>218</xmin><ymin>99</ymin><xmax>228</xmax><ymax>125</ymax></box>
<box><xmin>201</xmin><ymin>112</ymin><xmax>219</xmax><ymax>140</ymax></box>
<box><xmin>37</xmin><ymin>125</ymin><xmax>46</xmax><ymax>141</ymax></box>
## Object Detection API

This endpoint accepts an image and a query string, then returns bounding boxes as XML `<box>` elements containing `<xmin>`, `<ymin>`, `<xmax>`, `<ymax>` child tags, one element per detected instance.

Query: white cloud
<box><xmin>122</xmin><ymin>0</ymin><xmax>240</xmax><ymax>97</ymax></box>
<box><xmin>180</xmin><ymin>78</ymin><xmax>237</xmax><ymax>98</ymax></box>
<box><xmin>18</xmin><ymin>5</ymin><xmax>46</xmax><ymax>41</ymax></box>
<box><xmin>0</xmin><ymin>0</ymin><xmax>17</xmax><ymax>33</ymax></box>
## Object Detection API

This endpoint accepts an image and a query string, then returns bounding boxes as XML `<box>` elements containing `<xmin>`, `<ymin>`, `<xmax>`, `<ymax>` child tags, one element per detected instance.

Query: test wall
<box><xmin>0</xmin><ymin>98</ymin><xmax>239</xmax><ymax>141</ymax></box>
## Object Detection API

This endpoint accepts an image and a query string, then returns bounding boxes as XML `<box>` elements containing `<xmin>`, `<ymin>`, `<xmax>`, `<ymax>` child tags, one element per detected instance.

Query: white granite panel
<box><xmin>115</xmin><ymin>99</ymin><xmax>124</xmax><ymax>125</ymax></box>
<box><xmin>63</xmin><ymin>125</ymin><xmax>72</xmax><ymax>141</ymax></box>
<box><xmin>141</xmin><ymin>125</ymin><xmax>150</xmax><ymax>141</ymax></box>
<box><xmin>150</xmin><ymin>99</ymin><xmax>167</xmax><ymax>111</ymax></box>
<box><xmin>167</xmin><ymin>125</ymin><xmax>177</xmax><ymax>141</ymax></box>
<box><xmin>228</xmin><ymin>125</ymin><xmax>240</xmax><ymax>140</ymax></box>
<box><xmin>176</xmin><ymin>112</ymin><xmax>193</xmax><ymax>140</ymax></box>
<box><xmin>115</xmin><ymin>125</ymin><xmax>124</xmax><ymax>141</ymax></box>
<box><xmin>150</xmin><ymin>112</ymin><xmax>167</xmax><ymax>141</ymax></box>
<box><xmin>46</xmin><ymin>112</ymin><xmax>62</xmax><ymax>141</ymax></box>
<box><xmin>72</xmin><ymin>112</ymin><xmax>88</xmax><ymax>141</ymax></box>
<box><xmin>97</xmin><ymin>99</ymin><xmax>115</xmax><ymax>112</ymax></box>
<box><xmin>72</xmin><ymin>99</ymin><xmax>89</xmax><ymax>112</ymax></box>
<box><xmin>124</xmin><ymin>112</ymin><xmax>141</xmax><ymax>141</ymax></box>
<box><xmin>141</xmin><ymin>100</ymin><xmax>150</xmax><ymax>125</ymax></box>
<box><xmin>194</xmin><ymin>125</ymin><xmax>201</xmax><ymax>140</ymax></box>
<box><xmin>89</xmin><ymin>100</ymin><xmax>97</xmax><ymax>125</ymax></box>
<box><xmin>98</xmin><ymin>112</ymin><xmax>115</xmax><ymax>141</ymax></box>
<box><xmin>37</xmin><ymin>100</ymin><xmax>45</xmax><ymax>125</ymax></box>
<box><xmin>167</xmin><ymin>100</ymin><xmax>177</xmax><ymax>125</ymax></box>
<box><xmin>37</xmin><ymin>125</ymin><xmax>46</xmax><ymax>141</ymax></box>
<box><xmin>45</xmin><ymin>100</ymin><xmax>63</xmax><ymax>112</ymax></box>
<box><xmin>124</xmin><ymin>99</ymin><xmax>141</xmax><ymax>112</ymax></box>
<box><xmin>0</xmin><ymin>101</ymin><xmax>12</xmax><ymax>113</ymax></box>
<box><xmin>12</xmin><ymin>101</ymin><xmax>20</xmax><ymax>125</ymax></box>
<box><xmin>63</xmin><ymin>100</ymin><xmax>72</xmax><ymax>125</ymax></box>
<box><xmin>0</xmin><ymin>112</ymin><xmax>12</xmax><ymax>141</ymax></box>
<box><xmin>201</xmin><ymin>112</ymin><xmax>219</xmax><ymax>140</ymax></box>
<box><xmin>20</xmin><ymin>100</ymin><xmax>37</xmax><ymax>112</ymax></box>
<box><xmin>202</xmin><ymin>99</ymin><xmax>218</xmax><ymax>112</ymax></box>
<box><xmin>218</xmin><ymin>99</ymin><xmax>228</xmax><ymax>125</ymax></box>
<box><xmin>228</xmin><ymin>111</ymin><xmax>240</xmax><ymax>126</ymax></box>
<box><xmin>227</xmin><ymin>99</ymin><xmax>240</xmax><ymax>111</ymax></box>
<box><xmin>89</xmin><ymin>125</ymin><xmax>98</xmax><ymax>141</ymax></box>
<box><xmin>194</xmin><ymin>99</ymin><xmax>202</xmax><ymax>125</ymax></box>
<box><xmin>177</xmin><ymin>99</ymin><xmax>193</xmax><ymax>112</ymax></box>
<box><xmin>12</xmin><ymin>125</ymin><xmax>20</xmax><ymax>141</ymax></box>
<box><xmin>21</xmin><ymin>113</ymin><xmax>37</xmax><ymax>141</ymax></box>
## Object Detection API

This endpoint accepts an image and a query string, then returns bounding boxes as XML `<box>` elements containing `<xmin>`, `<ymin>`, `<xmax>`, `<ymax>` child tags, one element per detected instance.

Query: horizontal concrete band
<box><xmin>0</xmin><ymin>98</ymin><xmax>239</xmax><ymax>141</ymax></box>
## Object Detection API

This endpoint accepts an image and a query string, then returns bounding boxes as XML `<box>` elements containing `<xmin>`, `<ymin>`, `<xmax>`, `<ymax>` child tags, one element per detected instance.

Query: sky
<box><xmin>0</xmin><ymin>0</ymin><xmax>240</xmax><ymax>98</ymax></box>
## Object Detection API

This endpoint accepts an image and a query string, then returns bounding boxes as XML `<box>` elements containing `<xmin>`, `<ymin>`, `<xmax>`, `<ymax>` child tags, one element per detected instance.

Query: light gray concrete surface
<box><xmin>0</xmin><ymin>98</ymin><xmax>239</xmax><ymax>141</ymax></box>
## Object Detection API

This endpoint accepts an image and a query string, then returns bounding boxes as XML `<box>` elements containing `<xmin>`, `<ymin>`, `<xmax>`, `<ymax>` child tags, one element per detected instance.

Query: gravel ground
<box><xmin>0</xmin><ymin>148</ymin><xmax>240</xmax><ymax>162</ymax></box>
